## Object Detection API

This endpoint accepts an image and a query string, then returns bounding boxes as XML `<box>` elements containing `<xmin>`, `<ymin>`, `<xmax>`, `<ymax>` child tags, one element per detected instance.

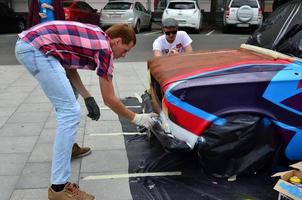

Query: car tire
<box><xmin>237</xmin><ymin>5</ymin><xmax>253</xmax><ymax>23</ymax></box>
<box><xmin>134</xmin><ymin>20</ymin><xmax>141</xmax><ymax>33</ymax></box>
<box><xmin>147</xmin><ymin>20</ymin><xmax>152</xmax><ymax>31</ymax></box>
<box><xmin>17</xmin><ymin>21</ymin><xmax>25</xmax><ymax>32</ymax></box>
<box><xmin>195</xmin><ymin>18</ymin><xmax>202</xmax><ymax>33</ymax></box>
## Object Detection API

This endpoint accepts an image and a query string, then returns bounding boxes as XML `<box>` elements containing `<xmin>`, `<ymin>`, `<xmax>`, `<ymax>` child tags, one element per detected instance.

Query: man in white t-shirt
<box><xmin>153</xmin><ymin>18</ymin><xmax>193</xmax><ymax>57</ymax></box>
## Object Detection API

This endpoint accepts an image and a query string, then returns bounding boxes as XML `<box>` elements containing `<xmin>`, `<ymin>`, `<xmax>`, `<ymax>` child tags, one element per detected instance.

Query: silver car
<box><xmin>223</xmin><ymin>0</ymin><xmax>263</xmax><ymax>31</ymax></box>
<box><xmin>100</xmin><ymin>1</ymin><xmax>152</xmax><ymax>33</ymax></box>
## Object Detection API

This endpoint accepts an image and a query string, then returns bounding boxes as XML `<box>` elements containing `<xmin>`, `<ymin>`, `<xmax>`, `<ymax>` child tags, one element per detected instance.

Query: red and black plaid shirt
<box><xmin>18</xmin><ymin>20</ymin><xmax>113</xmax><ymax>80</ymax></box>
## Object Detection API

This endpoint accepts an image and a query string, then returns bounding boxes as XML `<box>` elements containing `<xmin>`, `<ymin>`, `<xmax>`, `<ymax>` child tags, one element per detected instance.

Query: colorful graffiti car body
<box><xmin>148</xmin><ymin>45</ymin><xmax>302</xmax><ymax>161</ymax></box>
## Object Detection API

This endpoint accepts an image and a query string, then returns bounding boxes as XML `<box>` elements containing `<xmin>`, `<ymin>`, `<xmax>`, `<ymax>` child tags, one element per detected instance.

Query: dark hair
<box><xmin>105</xmin><ymin>24</ymin><xmax>136</xmax><ymax>46</ymax></box>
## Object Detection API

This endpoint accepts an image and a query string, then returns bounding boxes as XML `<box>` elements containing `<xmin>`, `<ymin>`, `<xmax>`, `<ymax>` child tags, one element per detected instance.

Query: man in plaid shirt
<box><xmin>15</xmin><ymin>21</ymin><xmax>158</xmax><ymax>200</ymax></box>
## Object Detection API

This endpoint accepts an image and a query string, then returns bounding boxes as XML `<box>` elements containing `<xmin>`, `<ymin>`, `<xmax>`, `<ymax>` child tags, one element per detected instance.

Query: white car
<box><xmin>223</xmin><ymin>0</ymin><xmax>263</xmax><ymax>31</ymax></box>
<box><xmin>100</xmin><ymin>1</ymin><xmax>152</xmax><ymax>33</ymax></box>
<box><xmin>162</xmin><ymin>0</ymin><xmax>203</xmax><ymax>32</ymax></box>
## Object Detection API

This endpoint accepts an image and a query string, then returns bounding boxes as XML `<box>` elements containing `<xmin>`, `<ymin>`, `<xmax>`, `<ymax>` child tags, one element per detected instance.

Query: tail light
<box><xmin>64</xmin><ymin>8</ymin><xmax>70</xmax><ymax>20</ymax></box>
<box><xmin>226</xmin><ymin>7</ymin><xmax>230</xmax><ymax>18</ymax></box>
<box><xmin>258</xmin><ymin>8</ymin><xmax>262</xmax><ymax>17</ymax></box>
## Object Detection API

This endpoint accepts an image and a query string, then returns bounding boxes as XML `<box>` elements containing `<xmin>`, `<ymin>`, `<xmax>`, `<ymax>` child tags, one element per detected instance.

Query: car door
<box><xmin>136</xmin><ymin>2</ymin><xmax>149</xmax><ymax>27</ymax></box>
<box><xmin>0</xmin><ymin>4</ymin><xmax>16</xmax><ymax>33</ymax></box>
<box><xmin>73</xmin><ymin>2</ymin><xmax>98</xmax><ymax>25</ymax></box>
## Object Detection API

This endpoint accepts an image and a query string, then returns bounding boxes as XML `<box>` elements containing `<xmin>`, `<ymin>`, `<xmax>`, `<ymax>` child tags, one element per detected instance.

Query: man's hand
<box><xmin>38</xmin><ymin>13</ymin><xmax>47</xmax><ymax>18</ymax></box>
<box><xmin>84</xmin><ymin>97</ymin><xmax>100</xmax><ymax>121</ymax></box>
<box><xmin>131</xmin><ymin>113</ymin><xmax>159</xmax><ymax>129</ymax></box>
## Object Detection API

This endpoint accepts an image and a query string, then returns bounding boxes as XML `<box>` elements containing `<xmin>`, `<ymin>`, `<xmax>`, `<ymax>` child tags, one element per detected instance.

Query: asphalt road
<box><xmin>0</xmin><ymin>26</ymin><xmax>252</xmax><ymax>65</ymax></box>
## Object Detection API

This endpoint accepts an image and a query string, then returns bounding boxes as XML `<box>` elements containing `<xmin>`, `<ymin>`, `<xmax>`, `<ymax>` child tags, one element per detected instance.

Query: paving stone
<box><xmin>85</xmin><ymin>134</ymin><xmax>126</xmax><ymax>151</ymax></box>
<box><xmin>16</xmin><ymin>161</ymin><xmax>81</xmax><ymax>189</ymax></box>
<box><xmin>80</xmin><ymin>177</ymin><xmax>133</xmax><ymax>200</ymax></box>
<box><xmin>85</xmin><ymin>120</ymin><xmax>122</xmax><ymax>134</ymax></box>
<box><xmin>0</xmin><ymin>123</ymin><xmax>44</xmax><ymax>137</ymax></box>
<box><xmin>0</xmin><ymin>176</ymin><xmax>19</xmax><ymax>200</ymax></box>
<box><xmin>10</xmin><ymin>188</ymin><xmax>47</xmax><ymax>200</ymax></box>
<box><xmin>16</xmin><ymin>103</ymin><xmax>52</xmax><ymax>113</ymax></box>
<box><xmin>0</xmin><ymin>153</ymin><xmax>29</xmax><ymax>175</ymax></box>
<box><xmin>6</xmin><ymin>112</ymin><xmax>49</xmax><ymax>124</ymax></box>
<box><xmin>81</xmin><ymin>150</ymin><xmax>128</xmax><ymax>173</ymax></box>
<box><xmin>0</xmin><ymin>136</ymin><xmax>38</xmax><ymax>153</ymax></box>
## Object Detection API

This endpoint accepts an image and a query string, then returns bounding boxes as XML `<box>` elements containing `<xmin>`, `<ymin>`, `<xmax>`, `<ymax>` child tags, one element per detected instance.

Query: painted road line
<box><xmin>206</xmin><ymin>30</ymin><xmax>215</xmax><ymax>36</ymax></box>
<box><xmin>143</xmin><ymin>31</ymin><xmax>162</xmax><ymax>36</ymax></box>
<box><xmin>83</xmin><ymin>171</ymin><xmax>182</xmax><ymax>180</ymax></box>
<box><xmin>89</xmin><ymin>132</ymin><xmax>147</xmax><ymax>136</ymax></box>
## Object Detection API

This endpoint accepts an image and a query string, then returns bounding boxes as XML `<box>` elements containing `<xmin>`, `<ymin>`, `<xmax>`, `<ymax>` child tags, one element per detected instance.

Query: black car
<box><xmin>0</xmin><ymin>3</ymin><xmax>25</xmax><ymax>33</ymax></box>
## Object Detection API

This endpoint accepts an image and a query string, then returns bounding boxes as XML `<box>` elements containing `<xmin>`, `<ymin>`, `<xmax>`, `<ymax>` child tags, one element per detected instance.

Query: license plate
<box><xmin>177</xmin><ymin>20</ymin><xmax>186</xmax><ymax>24</ymax></box>
<box><xmin>236</xmin><ymin>24</ymin><xmax>249</xmax><ymax>27</ymax></box>
<box><xmin>110</xmin><ymin>14</ymin><xmax>121</xmax><ymax>19</ymax></box>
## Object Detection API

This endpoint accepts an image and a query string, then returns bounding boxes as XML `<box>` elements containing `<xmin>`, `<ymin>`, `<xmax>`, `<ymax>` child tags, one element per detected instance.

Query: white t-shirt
<box><xmin>152</xmin><ymin>31</ymin><xmax>192</xmax><ymax>55</ymax></box>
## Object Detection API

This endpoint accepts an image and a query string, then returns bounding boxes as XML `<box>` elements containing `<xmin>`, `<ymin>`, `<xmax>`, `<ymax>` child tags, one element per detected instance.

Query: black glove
<box><xmin>84</xmin><ymin>97</ymin><xmax>100</xmax><ymax>121</ymax></box>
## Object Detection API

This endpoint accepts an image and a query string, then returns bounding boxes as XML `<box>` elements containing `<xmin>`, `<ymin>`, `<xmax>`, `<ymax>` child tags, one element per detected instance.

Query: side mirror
<box><xmin>93</xmin><ymin>9</ymin><xmax>98</xmax><ymax>13</ymax></box>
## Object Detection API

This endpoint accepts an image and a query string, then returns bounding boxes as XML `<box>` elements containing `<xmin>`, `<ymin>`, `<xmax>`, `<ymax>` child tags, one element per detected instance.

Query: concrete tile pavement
<box><xmin>0</xmin><ymin>62</ymin><xmax>149</xmax><ymax>200</ymax></box>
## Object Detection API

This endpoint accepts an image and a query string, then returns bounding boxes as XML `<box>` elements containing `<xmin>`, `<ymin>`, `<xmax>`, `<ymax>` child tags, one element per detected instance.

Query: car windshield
<box><xmin>103</xmin><ymin>2</ymin><xmax>132</xmax><ymax>10</ymax></box>
<box><xmin>168</xmin><ymin>2</ymin><xmax>195</xmax><ymax>9</ymax></box>
<box><xmin>63</xmin><ymin>2</ymin><xmax>73</xmax><ymax>7</ymax></box>
<box><xmin>230</xmin><ymin>0</ymin><xmax>258</xmax><ymax>8</ymax></box>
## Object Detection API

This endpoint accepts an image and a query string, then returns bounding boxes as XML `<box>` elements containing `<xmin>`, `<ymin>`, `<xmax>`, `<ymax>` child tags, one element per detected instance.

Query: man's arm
<box><xmin>99</xmin><ymin>77</ymin><xmax>135</xmax><ymax>121</ymax></box>
<box><xmin>153</xmin><ymin>50</ymin><xmax>162</xmax><ymax>57</ymax></box>
<box><xmin>66</xmin><ymin>69</ymin><xmax>100</xmax><ymax>120</ymax></box>
<box><xmin>65</xmin><ymin>69</ymin><xmax>91</xmax><ymax>98</ymax></box>
<box><xmin>184</xmin><ymin>44</ymin><xmax>193</xmax><ymax>53</ymax></box>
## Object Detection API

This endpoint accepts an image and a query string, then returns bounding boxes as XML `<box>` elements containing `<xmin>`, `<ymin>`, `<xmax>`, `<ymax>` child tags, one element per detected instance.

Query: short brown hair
<box><xmin>105</xmin><ymin>24</ymin><xmax>136</xmax><ymax>46</ymax></box>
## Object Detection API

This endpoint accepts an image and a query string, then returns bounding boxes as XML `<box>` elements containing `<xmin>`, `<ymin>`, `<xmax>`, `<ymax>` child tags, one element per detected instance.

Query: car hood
<box><xmin>148</xmin><ymin>47</ymin><xmax>293</xmax><ymax>92</ymax></box>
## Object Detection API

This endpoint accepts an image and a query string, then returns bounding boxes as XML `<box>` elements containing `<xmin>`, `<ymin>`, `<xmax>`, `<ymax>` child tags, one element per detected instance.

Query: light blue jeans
<box><xmin>15</xmin><ymin>39</ymin><xmax>81</xmax><ymax>185</ymax></box>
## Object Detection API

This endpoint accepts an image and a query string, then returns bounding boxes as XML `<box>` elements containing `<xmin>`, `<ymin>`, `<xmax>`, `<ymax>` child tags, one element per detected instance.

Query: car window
<box><xmin>168</xmin><ymin>2</ymin><xmax>196</xmax><ymax>9</ymax></box>
<box><xmin>63</xmin><ymin>1</ymin><xmax>73</xmax><ymax>7</ymax></box>
<box><xmin>230</xmin><ymin>0</ymin><xmax>258</xmax><ymax>8</ymax></box>
<box><xmin>137</xmin><ymin>2</ymin><xmax>147</xmax><ymax>12</ymax></box>
<box><xmin>134</xmin><ymin>2</ymin><xmax>141</xmax><ymax>11</ymax></box>
<box><xmin>103</xmin><ymin>2</ymin><xmax>132</xmax><ymax>10</ymax></box>
<box><xmin>75</xmin><ymin>2</ymin><xmax>93</xmax><ymax>12</ymax></box>
<box><xmin>0</xmin><ymin>3</ymin><xmax>12</xmax><ymax>16</ymax></box>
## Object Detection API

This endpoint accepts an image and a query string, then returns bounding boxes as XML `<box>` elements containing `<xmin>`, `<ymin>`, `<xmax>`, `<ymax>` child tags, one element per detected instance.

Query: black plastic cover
<box><xmin>246</xmin><ymin>0</ymin><xmax>302</xmax><ymax>58</ymax></box>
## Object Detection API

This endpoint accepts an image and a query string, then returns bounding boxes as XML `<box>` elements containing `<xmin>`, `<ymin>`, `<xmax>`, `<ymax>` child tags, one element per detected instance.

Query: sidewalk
<box><xmin>0</xmin><ymin>62</ymin><xmax>149</xmax><ymax>200</ymax></box>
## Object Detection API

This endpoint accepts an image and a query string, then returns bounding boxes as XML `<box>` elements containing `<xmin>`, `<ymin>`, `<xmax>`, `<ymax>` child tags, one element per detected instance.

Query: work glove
<box><xmin>131</xmin><ymin>113</ymin><xmax>159</xmax><ymax>129</ymax></box>
<box><xmin>84</xmin><ymin>97</ymin><xmax>100</xmax><ymax>121</ymax></box>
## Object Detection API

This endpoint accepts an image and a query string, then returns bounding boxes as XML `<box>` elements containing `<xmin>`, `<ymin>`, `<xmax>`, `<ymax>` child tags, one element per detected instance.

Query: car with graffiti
<box><xmin>144</xmin><ymin>0</ymin><xmax>302</xmax><ymax>178</ymax></box>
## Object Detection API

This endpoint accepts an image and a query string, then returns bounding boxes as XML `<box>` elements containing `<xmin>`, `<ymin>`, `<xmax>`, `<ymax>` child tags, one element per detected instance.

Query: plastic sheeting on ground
<box><xmin>119</xmin><ymin>97</ymin><xmax>279</xmax><ymax>200</ymax></box>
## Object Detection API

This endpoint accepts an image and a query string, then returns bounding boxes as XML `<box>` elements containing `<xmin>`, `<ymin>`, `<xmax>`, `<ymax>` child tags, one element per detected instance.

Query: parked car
<box><xmin>223</xmin><ymin>0</ymin><xmax>263</xmax><ymax>31</ymax></box>
<box><xmin>100</xmin><ymin>1</ymin><xmax>152</xmax><ymax>33</ymax></box>
<box><xmin>63</xmin><ymin>1</ymin><xmax>100</xmax><ymax>25</ymax></box>
<box><xmin>162</xmin><ymin>0</ymin><xmax>203</xmax><ymax>32</ymax></box>
<box><xmin>0</xmin><ymin>3</ymin><xmax>25</xmax><ymax>33</ymax></box>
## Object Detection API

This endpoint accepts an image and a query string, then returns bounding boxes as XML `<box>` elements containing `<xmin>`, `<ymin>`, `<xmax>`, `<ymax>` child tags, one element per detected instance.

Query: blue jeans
<box><xmin>15</xmin><ymin>39</ymin><xmax>81</xmax><ymax>185</ymax></box>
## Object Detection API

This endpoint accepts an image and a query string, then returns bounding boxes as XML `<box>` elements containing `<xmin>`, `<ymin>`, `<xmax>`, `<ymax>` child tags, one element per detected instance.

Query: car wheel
<box><xmin>237</xmin><ymin>5</ymin><xmax>253</xmax><ymax>23</ymax></box>
<box><xmin>147</xmin><ymin>20</ymin><xmax>152</xmax><ymax>31</ymax></box>
<box><xmin>17</xmin><ymin>21</ymin><xmax>25</xmax><ymax>32</ymax></box>
<box><xmin>195</xmin><ymin>18</ymin><xmax>202</xmax><ymax>33</ymax></box>
<box><xmin>134</xmin><ymin>20</ymin><xmax>141</xmax><ymax>33</ymax></box>
<box><xmin>197</xmin><ymin>114</ymin><xmax>278</xmax><ymax>178</ymax></box>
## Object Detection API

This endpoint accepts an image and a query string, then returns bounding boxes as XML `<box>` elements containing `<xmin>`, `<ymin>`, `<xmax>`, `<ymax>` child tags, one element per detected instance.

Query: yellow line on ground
<box><xmin>83</xmin><ymin>171</ymin><xmax>182</xmax><ymax>180</ymax></box>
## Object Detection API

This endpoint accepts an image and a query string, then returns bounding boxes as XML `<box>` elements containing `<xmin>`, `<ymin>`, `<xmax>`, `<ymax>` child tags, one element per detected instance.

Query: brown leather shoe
<box><xmin>71</xmin><ymin>143</ymin><xmax>91</xmax><ymax>159</ymax></box>
<box><xmin>48</xmin><ymin>182</ymin><xmax>95</xmax><ymax>200</ymax></box>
